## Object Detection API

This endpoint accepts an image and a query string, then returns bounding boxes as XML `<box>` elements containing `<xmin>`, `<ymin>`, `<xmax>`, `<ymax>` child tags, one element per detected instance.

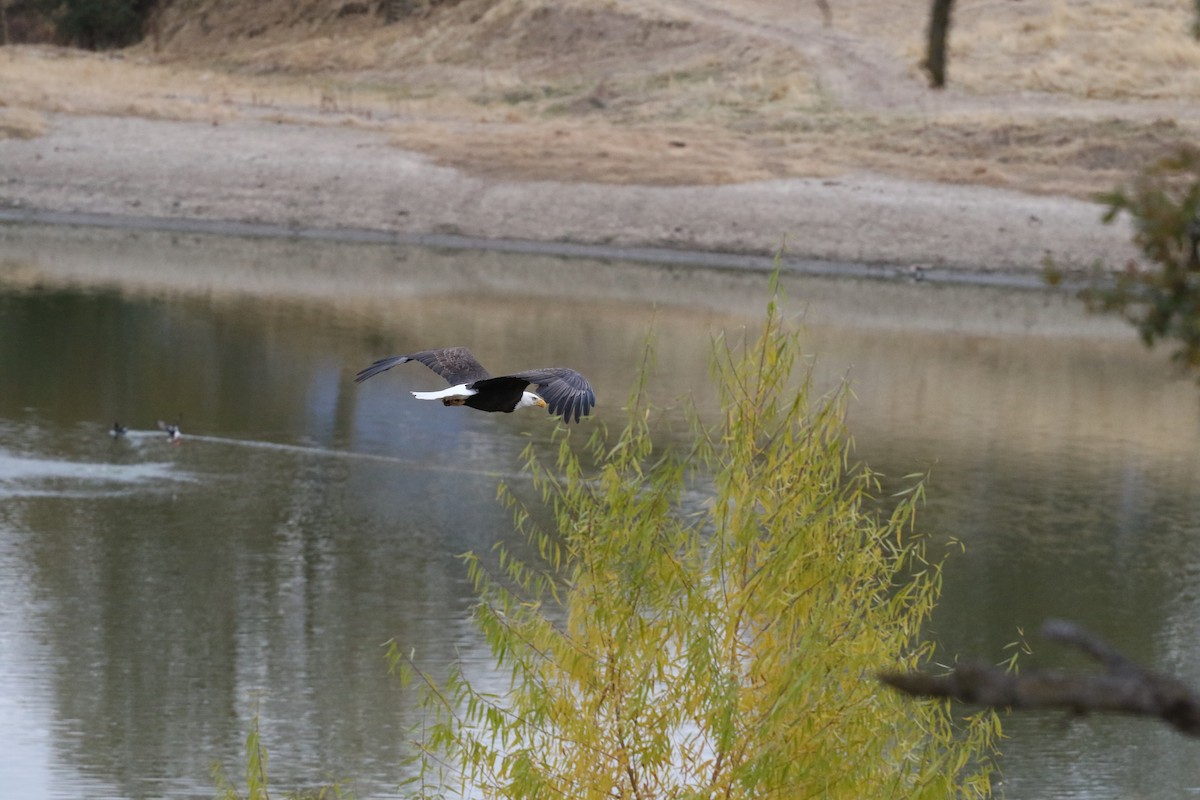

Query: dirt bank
<box><xmin>2</xmin><ymin>0</ymin><xmax>1198</xmax><ymax>272</ymax></box>
<box><xmin>0</xmin><ymin>111</ymin><xmax>1142</xmax><ymax>274</ymax></box>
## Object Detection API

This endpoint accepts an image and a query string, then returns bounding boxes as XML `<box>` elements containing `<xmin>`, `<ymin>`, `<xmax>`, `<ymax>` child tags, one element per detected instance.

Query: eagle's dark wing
<box><xmin>506</xmin><ymin>368</ymin><xmax>596</xmax><ymax>423</ymax></box>
<box><xmin>355</xmin><ymin>347</ymin><xmax>491</xmax><ymax>385</ymax></box>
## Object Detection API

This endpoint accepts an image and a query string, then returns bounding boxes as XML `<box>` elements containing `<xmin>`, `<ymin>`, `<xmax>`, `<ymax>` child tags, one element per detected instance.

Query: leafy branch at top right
<box><xmin>1072</xmin><ymin>145</ymin><xmax>1200</xmax><ymax>373</ymax></box>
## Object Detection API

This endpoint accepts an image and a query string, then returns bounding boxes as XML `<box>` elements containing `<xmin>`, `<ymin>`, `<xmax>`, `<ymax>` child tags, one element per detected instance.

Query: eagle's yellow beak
<box><xmin>534</xmin><ymin>395</ymin><xmax>548</xmax><ymax>408</ymax></box>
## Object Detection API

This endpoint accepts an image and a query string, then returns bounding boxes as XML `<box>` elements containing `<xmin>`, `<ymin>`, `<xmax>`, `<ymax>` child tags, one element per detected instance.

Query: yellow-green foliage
<box><xmin>212</xmin><ymin>711</ymin><xmax>272</xmax><ymax>800</ymax></box>
<box><xmin>392</xmin><ymin>291</ymin><xmax>999</xmax><ymax>798</ymax></box>
<box><xmin>212</xmin><ymin>710</ymin><xmax>352</xmax><ymax>800</ymax></box>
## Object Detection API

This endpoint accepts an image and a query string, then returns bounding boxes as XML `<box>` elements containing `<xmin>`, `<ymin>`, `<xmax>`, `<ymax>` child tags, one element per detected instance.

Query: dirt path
<box><xmin>642</xmin><ymin>0</ymin><xmax>1200</xmax><ymax>120</ymax></box>
<box><xmin>642</xmin><ymin>0</ymin><xmax>925</xmax><ymax>110</ymax></box>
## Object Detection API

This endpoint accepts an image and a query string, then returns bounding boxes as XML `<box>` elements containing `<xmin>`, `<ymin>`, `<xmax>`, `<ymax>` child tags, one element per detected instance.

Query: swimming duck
<box><xmin>157</xmin><ymin>419</ymin><xmax>182</xmax><ymax>443</ymax></box>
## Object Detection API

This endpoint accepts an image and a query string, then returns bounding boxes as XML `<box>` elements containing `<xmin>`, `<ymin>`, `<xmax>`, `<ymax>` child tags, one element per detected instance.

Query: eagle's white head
<box><xmin>516</xmin><ymin>391</ymin><xmax>548</xmax><ymax>411</ymax></box>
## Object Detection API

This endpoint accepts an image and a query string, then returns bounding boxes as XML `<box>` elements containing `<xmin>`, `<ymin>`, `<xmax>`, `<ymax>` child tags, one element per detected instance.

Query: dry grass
<box><xmin>0</xmin><ymin>46</ymin><xmax>239</xmax><ymax>121</ymax></box>
<box><xmin>3</xmin><ymin>0</ymin><xmax>1200</xmax><ymax>196</ymax></box>
<box><xmin>0</xmin><ymin>107</ymin><xmax>49</xmax><ymax>139</ymax></box>
<box><xmin>948</xmin><ymin>0</ymin><xmax>1200</xmax><ymax>100</ymax></box>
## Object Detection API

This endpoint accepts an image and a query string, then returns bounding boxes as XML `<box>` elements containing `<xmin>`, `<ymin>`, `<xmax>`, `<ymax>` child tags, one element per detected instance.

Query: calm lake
<box><xmin>2</xmin><ymin>222</ymin><xmax>1199</xmax><ymax>799</ymax></box>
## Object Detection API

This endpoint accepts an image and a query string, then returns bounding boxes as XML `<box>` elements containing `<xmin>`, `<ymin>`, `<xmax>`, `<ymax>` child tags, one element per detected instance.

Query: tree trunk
<box><xmin>924</xmin><ymin>0</ymin><xmax>955</xmax><ymax>89</ymax></box>
<box><xmin>815</xmin><ymin>0</ymin><xmax>832</xmax><ymax>27</ymax></box>
<box><xmin>146</xmin><ymin>0</ymin><xmax>162</xmax><ymax>53</ymax></box>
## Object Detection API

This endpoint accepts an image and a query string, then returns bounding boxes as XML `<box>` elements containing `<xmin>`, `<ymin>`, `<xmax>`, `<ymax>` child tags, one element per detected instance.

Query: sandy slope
<box><xmin>0</xmin><ymin>111</ymin><xmax>1137</xmax><ymax>274</ymax></box>
<box><xmin>3</xmin><ymin>0</ymin><xmax>1198</xmax><ymax>273</ymax></box>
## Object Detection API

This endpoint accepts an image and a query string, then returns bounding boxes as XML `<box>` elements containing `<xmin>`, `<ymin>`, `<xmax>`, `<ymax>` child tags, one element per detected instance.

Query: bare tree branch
<box><xmin>880</xmin><ymin>619</ymin><xmax>1200</xmax><ymax>737</ymax></box>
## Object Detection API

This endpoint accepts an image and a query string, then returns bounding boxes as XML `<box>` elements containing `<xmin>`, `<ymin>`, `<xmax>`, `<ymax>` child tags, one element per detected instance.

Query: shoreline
<box><xmin>0</xmin><ymin>207</ymin><xmax>1136</xmax><ymax>343</ymax></box>
<box><xmin>0</xmin><ymin>207</ymin><xmax>1060</xmax><ymax>290</ymax></box>
<box><xmin>0</xmin><ymin>113</ymin><xmax>1141</xmax><ymax>282</ymax></box>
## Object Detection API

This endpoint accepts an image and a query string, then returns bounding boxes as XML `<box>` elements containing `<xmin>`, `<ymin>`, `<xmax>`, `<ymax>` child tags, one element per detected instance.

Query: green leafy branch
<box><xmin>1084</xmin><ymin>145</ymin><xmax>1200</xmax><ymax>371</ymax></box>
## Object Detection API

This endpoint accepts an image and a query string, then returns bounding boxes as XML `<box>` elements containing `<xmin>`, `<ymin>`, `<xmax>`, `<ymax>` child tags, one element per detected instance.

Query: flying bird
<box><xmin>109</xmin><ymin>421</ymin><xmax>128</xmax><ymax>438</ymax></box>
<box><xmin>355</xmin><ymin>346</ymin><xmax>595</xmax><ymax>423</ymax></box>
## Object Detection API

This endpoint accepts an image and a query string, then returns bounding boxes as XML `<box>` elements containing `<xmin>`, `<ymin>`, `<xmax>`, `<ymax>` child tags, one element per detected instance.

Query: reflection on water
<box><xmin>2</xmin><ymin>223</ymin><xmax>1200</xmax><ymax>798</ymax></box>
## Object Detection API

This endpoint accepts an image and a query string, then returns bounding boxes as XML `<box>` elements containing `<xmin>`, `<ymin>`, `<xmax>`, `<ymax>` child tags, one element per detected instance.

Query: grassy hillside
<box><xmin>3</xmin><ymin>0</ymin><xmax>1200</xmax><ymax>195</ymax></box>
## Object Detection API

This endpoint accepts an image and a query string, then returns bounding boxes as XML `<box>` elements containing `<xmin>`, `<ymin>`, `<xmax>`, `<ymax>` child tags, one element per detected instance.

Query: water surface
<box><xmin>2</xmin><ymin>223</ymin><xmax>1198</xmax><ymax>799</ymax></box>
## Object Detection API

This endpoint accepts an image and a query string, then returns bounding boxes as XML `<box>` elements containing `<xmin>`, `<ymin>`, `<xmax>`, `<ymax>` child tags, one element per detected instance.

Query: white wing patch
<box><xmin>412</xmin><ymin>383</ymin><xmax>477</xmax><ymax>401</ymax></box>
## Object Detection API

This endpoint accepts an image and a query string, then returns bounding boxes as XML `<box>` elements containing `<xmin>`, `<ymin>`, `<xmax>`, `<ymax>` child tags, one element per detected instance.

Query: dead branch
<box><xmin>880</xmin><ymin>619</ymin><xmax>1200</xmax><ymax>737</ymax></box>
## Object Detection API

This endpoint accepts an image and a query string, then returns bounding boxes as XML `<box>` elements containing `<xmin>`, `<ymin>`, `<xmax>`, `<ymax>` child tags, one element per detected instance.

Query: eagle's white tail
<box><xmin>412</xmin><ymin>384</ymin><xmax>475</xmax><ymax>401</ymax></box>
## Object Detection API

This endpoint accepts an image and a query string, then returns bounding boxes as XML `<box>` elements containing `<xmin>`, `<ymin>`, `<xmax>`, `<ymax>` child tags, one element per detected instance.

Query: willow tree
<box><xmin>392</xmin><ymin>290</ymin><xmax>999</xmax><ymax>798</ymax></box>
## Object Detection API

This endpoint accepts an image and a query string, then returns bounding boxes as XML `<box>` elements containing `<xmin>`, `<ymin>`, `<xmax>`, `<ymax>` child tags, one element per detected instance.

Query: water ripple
<box><xmin>0</xmin><ymin>448</ymin><xmax>189</xmax><ymax>498</ymax></box>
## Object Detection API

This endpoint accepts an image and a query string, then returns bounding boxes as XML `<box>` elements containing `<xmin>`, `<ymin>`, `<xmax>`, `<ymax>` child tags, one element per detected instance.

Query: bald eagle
<box><xmin>355</xmin><ymin>346</ymin><xmax>595</xmax><ymax>423</ymax></box>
